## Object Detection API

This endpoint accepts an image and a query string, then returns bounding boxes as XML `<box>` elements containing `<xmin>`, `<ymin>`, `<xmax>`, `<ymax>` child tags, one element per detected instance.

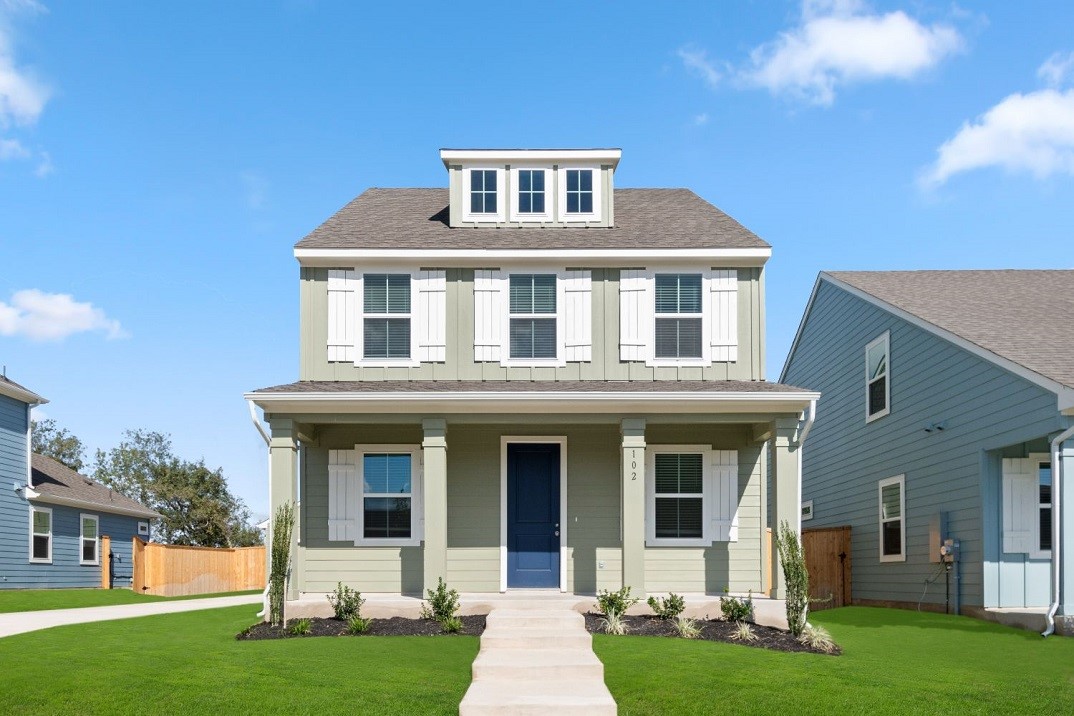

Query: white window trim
<box><xmin>137</xmin><ymin>521</ymin><xmax>150</xmax><ymax>536</ymax></box>
<box><xmin>354</xmin><ymin>444</ymin><xmax>423</xmax><ymax>547</ymax></box>
<box><xmin>878</xmin><ymin>475</ymin><xmax>905</xmax><ymax>563</ymax></box>
<box><xmin>802</xmin><ymin>499</ymin><xmax>814</xmax><ymax>522</ymax></box>
<box><xmin>500</xmin><ymin>269</ymin><xmax>568</xmax><ymax>368</ymax></box>
<box><xmin>646</xmin><ymin>445</ymin><xmax>713</xmax><ymax>548</ymax></box>
<box><xmin>463</xmin><ymin>167</ymin><xmax>506</xmax><ymax>223</ymax></box>
<box><xmin>80</xmin><ymin>513</ymin><xmax>100</xmax><ymax>566</ymax></box>
<box><xmin>1030</xmin><ymin>453</ymin><xmax>1052</xmax><ymax>560</ymax></box>
<box><xmin>556</xmin><ymin>165</ymin><xmax>602</xmax><ymax>223</ymax></box>
<box><xmin>646</xmin><ymin>268</ymin><xmax>712</xmax><ymax>368</ymax></box>
<box><xmin>355</xmin><ymin>269</ymin><xmax>420</xmax><ymax>368</ymax></box>
<box><xmin>29</xmin><ymin>505</ymin><xmax>52</xmax><ymax>564</ymax></box>
<box><xmin>509</xmin><ymin>166</ymin><xmax>553</xmax><ymax>222</ymax></box>
<box><xmin>865</xmin><ymin>331</ymin><xmax>891</xmax><ymax>423</ymax></box>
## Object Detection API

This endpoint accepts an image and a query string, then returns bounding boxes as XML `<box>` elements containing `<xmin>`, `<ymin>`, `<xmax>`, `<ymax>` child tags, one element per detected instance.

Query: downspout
<box><xmin>1043</xmin><ymin>422</ymin><xmax>1074</xmax><ymax>637</ymax></box>
<box><xmin>796</xmin><ymin>399</ymin><xmax>817</xmax><ymax>448</ymax></box>
<box><xmin>247</xmin><ymin>400</ymin><xmax>272</xmax><ymax>619</ymax></box>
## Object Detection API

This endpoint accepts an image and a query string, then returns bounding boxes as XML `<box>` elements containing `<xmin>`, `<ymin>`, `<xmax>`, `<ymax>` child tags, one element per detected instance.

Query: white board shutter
<box><xmin>327</xmin><ymin>269</ymin><xmax>357</xmax><ymax>362</ymax></box>
<box><xmin>711</xmin><ymin>450</ymin><xmax>739</xmax><ymax>542</ymax></box>
<box><xmin>1002</xmin><ymin>457</ymin><xmax>1035</xmax><ymax>554</ymax></box>
<box><xmin>709</xmin><ymin>269</ymin><xmax>738</xmax><ymax>363</ymax></box>
<box><xmin>619</xmin><ymin>269</ymin><xmax>650</xmax><ymax>362</ymax></box>
<box><xmin>474</xmin><ymin>269</ymin><xmax>505</xmax><ymax>362</ymax></box>
<box><xmin>563</xmin><ymin>270</ymin><xmax>592</xmax><ymax>362</ymax></box>
<box><xmin>328</xmin><ymin>449</ymin><xmax>358</xmax><ymax>542</ymax></box>
<box><xmin>415</xmin><ymin>270</ymin><xmax>446</xmax><ymax>362</ymax></box>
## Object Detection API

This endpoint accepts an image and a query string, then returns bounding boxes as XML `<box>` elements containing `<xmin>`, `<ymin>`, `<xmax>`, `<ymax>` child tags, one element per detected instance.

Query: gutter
<box><xmin>23</xmin><ymin>488</ymin><xmax>161</xmax><ymax>520</ymax></box>
<box><xmin>1044</xmin><ymin>422</ymin><xmax>1074</xmax><ymax>637</ymax></box>
<box><xmin>247</xmin><ymin>399</ymin><xmax>272</xmax><ymax>619</ymax></box>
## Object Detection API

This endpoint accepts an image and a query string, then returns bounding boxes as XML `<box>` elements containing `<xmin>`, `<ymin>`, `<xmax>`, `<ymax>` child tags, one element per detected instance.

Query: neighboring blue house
<box><xmin>782</xmin><ymin>271</ymin><xmax>1074</xmax><ymax>634</ymax></box>
<box><xmin>0</xmin><ymin>375</ymin><xmax>161</xmax><ymax>589</ymax></box>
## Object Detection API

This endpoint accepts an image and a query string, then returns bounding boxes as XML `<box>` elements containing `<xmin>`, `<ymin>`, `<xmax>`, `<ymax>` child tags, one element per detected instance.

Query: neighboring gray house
<box><xmin>782</xmin><ymin>270</ymin><xmax>1074</xmax><ymax>631</ymax></box>
<box><xmin>0</xmin><ymin>376</ymin><xmax>161</xmax><ymax>589</ymax></box>
<box><xmin>247</xmin><ymin>148</ymin><xmax>818</xmax><ymax>603</ymax></box>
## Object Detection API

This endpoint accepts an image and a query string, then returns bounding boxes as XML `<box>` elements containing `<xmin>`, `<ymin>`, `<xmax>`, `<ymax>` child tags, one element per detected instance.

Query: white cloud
<box><xmin>0</xmin><ymin>0</ymin><xmax>49</xmax><ymax>128</ymax></box>
<box><xmin>685</xmin><ymin>1</ymin><xmax>963</xmax><ymax>106</ymax></box>
<box><xmin>692</xmin><ymin>112</ymin><xmax>709</xmax><ymax>126</ymax></box>
<box><xmin>33</xmin><ymin>147</ymin><xmax>50</xmax><ymax>175</ymax></box>
<box><xmin>1038</xmin><ymin>51</ymin><xmax>1074</xmax><ymax>89</ymax></box>
<box><xmin>0</xmin><ymin>135</ymin><xmax>26</xmax><ymax>158</ymax></box>
<box><xmin>920</xmin><ymin>88</ymin><xmax>1074</xmax><ymax>187</ymax></box>
<box><xmin>677</xmin><ymin>47</ymin><xmax>721</xmax><ymax>89</ymax></box>
<box><xmin>0</xmin><ymin>289</ymin><xmax>126</xmax><ymax>341</ymax></box>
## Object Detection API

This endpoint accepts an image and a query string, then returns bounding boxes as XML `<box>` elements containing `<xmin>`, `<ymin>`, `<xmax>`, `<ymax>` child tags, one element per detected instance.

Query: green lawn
<box><xmin>0</xmin><ymin>605</ymin><xmax>478</xmax><ymax>715</ymax></box>
<box><xmin>0</xmin><ymin>588</ymin><xmax>263</xmax><ymax>613</ymax></box>
<box><xmin>595</xmin><ymin>606</ymin><xmax>1074</xmax><ymax>715</ymax></box>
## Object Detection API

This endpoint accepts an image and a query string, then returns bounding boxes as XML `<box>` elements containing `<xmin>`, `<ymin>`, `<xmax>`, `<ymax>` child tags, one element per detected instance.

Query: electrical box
<box><xmin>929</xmin><ymin>512</ymin><xmax>948</xmax><ymax>564</ymax></box>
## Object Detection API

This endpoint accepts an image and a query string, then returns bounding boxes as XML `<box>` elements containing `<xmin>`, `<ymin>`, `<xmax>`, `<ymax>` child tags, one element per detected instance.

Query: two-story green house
<box><xmin>246</xmin><ymin>149</ymin><xmax>817</xmax><ymax>604</ymax></box>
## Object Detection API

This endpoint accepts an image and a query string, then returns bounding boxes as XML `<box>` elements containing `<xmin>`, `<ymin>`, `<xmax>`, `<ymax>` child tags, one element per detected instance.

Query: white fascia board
<box><xmin>440</xmin><ymin>149</ymin><xmax>622</xmax><ymax>168</ymax></box>
<box><xmin>27</xmin><ymin>491</ymin><xmax>160</xmax><ymax>520</ymax></box>
<box><xmin>0</xmin><ymin>381</ymin><xmax>48</xmax><ymax>406</ymax></box>
<box><xmin>294</xmin><ymin>247</ymin><xmax>772</xmax><ymax>268</ymax></box>
<box><xmin>817</xmin><ymin>273</ymin><xmax>1074</xmax><ymax>412</ymax></box>
<box><xmin>246</xmin><ymin>390</ymin><xmax>820</xmax><ymax>415</ymax></box>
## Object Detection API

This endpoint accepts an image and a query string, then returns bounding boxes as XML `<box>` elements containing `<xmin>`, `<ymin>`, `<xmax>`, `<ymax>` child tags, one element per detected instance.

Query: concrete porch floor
<box><xmin>285</xmin><ymin>591</ymin><xmax>789</xmax><ymax>629</ymax></box>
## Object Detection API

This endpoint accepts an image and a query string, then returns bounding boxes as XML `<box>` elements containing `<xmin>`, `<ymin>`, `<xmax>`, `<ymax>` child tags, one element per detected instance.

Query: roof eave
<box><xmin>293</xmin><ymin>247</ymin><xmax>772</xmax><ymax>267</ymax></box>
<box><xmin>27</xmin><ymin>489</ymin><xmax>161</xmax><ymax>520</ymax></box>
<box><xmin>0</xmin><ymin>381</ymin><xmax>48</xmax><ymax>406</ymax></box>
<box><xmin>439</xmin><ymin>148</ymin><xmax>623</xmax><ymax>168</ymax></box>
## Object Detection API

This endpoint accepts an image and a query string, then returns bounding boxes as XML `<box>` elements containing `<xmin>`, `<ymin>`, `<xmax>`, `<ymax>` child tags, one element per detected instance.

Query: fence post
<box><xmin>132</xmin><ymin>537</ymin><xmax>146</xmax><ymax>594</ymax></box>
<box><xmin>100</xmin><ymin>535</ymin><xmax>111</xmax><ymax>589</ymax></box>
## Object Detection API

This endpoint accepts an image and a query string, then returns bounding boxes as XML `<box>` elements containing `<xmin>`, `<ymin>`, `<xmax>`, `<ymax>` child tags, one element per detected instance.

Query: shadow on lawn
<box><xmin>815</xmin><ymin>606</ymin><xmax>1044</xmax><ymax>641</ymax></box>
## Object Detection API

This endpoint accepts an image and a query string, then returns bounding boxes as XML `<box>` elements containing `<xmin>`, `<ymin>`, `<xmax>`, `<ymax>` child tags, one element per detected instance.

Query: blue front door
<box><xmin>507</xmin><ymin>443</ymin><xmax>561</xmax><ymax>588</ymax></box>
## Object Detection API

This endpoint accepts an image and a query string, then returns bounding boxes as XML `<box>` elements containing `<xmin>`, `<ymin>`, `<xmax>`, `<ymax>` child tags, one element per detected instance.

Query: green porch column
<box><xmin>770</xmin><ymin>417</ymin><xmax>801</xmax><ymax>601</ymax></box>
<box><xmin>422</xmin><ymin>418</ymin><xmax>448</xmax><ymax>593</ymax></box>
<box><xmin>621</xmin><ymin>418</ymin><xmax>646</xmax><ymax>595</ymax></box>
<box><xmin>269</xmin><ymin>418</ymin><xmax>299</xmax><ymax>600</ymax></box>
<box><xmin>1059</xmin><ymin>443</ymin><xmax>1074</xmax><ymax>629</ymax></box>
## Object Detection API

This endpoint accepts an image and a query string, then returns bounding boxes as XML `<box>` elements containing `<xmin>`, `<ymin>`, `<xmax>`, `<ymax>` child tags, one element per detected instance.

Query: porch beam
<box><xmin>422</xmin><ymin>418</ymin><xmax>448</xmax><ymax>593</ymax></box>
<box><xmin>770</xmin><ymin>417</ymin><xmax>801</xmax><ymax>600</ymax></box>
<box><xmin>621</xmin><ymin>418</ymin><xmax>646</xmax><ymax>595</ymax></box>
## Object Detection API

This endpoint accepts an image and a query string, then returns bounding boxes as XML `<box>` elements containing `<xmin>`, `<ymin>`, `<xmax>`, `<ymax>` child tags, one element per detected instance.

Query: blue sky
<box><xmin>2</xmin><ymin>1</ymin><xmax>1073</xmax><ymax>519</ymax></box>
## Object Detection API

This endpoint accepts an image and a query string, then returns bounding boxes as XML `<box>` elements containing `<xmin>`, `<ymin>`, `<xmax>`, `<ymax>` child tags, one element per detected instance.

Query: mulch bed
<box><xmin>582</xmin><ymin>613</ymin><xmax>840</xmax><ymax>655</ymax></box>
<box><xmin>237</xmin><ymin>615</ymin><xmax>486</xmax><ymax>640</ymax></box>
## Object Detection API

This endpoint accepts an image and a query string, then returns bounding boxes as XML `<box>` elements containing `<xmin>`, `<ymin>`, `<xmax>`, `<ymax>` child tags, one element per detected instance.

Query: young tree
<box><xmin>30</xmin><ymin>419</ymin><xmax>86</xmax><ymax>472</ymax></box>
<box><xmin>776</xmin><ymin>520</ymin><xmax>810</xmax><ymax>637</ymax></box>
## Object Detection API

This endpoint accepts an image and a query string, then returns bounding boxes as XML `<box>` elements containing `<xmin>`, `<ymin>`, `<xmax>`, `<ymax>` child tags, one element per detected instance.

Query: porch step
<box><xmin>486</xmin><ymin>609</ymin><xmax>585</xmax><ymax>629</ymax></box>
<box><xmin>479</xmin><ymin>628</ymin><xmax>593</xmax><ymax>649</ymax></box>
<box><xmin>472</xmin><ymin>647</ymin><xmax>604</xmax><ymax>680</ymax></box>
<box><xmin>460</xmin><ymin>678</ymin><xmax>616</xmax><ymax>716</ymax></box>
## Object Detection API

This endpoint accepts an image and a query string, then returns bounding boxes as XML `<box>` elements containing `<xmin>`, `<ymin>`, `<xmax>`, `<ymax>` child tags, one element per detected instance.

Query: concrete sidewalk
<box><xmin>0</xmin><ymin>593</ymin><xmax>263</xmax><ymax>638</ymax></box>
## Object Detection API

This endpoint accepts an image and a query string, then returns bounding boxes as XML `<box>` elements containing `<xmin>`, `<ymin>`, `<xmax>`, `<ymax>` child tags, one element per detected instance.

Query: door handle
<box><xmin>554</xmin><ymin>531</ymin><xmax>560</xmax><ymax>537</ymax></box>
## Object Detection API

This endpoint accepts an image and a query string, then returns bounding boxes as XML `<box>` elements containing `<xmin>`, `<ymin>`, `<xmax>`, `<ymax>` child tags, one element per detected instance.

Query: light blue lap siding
<box><xmin>0</xmin><ymin>393</ymin><xmax>32</xmax><ymax>589</ymax></box>
<box><xmin>784</xmin><ymin>280</ymin><xmax>1065</xmax><ymax>610</ymax></box>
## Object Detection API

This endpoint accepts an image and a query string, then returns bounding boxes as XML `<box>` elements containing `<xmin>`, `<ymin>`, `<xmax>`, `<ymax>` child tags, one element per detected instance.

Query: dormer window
<box><xmin>556</xmin><ymin>166</ymin><xmax>602</xmax><ymax>222</ymax></box>
<box><xmin>565</xmin><ymin>169</ymin><xmax>593</xmax><ymax>214</ymax></box>
<box><xmin>470</xmin><ymin>170</ymin><xmax>498</xmax><ymax>214</ymax></box>
<box><xmin>518</xmin><ymin>170</ymin><xmax>545</xmax><ymax>214</ymax></box>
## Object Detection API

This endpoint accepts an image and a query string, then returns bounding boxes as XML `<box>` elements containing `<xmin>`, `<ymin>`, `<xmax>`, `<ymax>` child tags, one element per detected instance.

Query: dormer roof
<box><xmin>439</xmin><ymin>148</ymin><xmax>622</xmax><ymax>168</ymax></box>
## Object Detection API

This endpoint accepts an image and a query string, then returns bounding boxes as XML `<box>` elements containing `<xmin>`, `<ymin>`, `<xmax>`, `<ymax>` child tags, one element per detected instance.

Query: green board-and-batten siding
<box><xmin>783</xmin><ymin>279</ymin><xmax>1067</xmax><ymax>609</ymax></box>
<box><xmin>296</xmin><ymin>422</ymin><xmax>767</xmax><ymax>595</ymax></box>
<box><xmin>299</xmin><ymin>267</ymin><xmax>765</xmax><ymax>383</ymax></box>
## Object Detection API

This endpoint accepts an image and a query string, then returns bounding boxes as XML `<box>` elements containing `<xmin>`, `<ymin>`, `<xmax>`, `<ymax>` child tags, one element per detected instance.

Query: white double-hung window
<box><xmin>509</xmin><ymin>273</ymin><xmax>558</xmax><ymax>360</ymax></box>
<box><xmin>654</xmin><ymin>273</ymin><xmax>704</xmax><ymax>360</ymax></box>
<box><xmin>327</xmin><ymin>446</ymin><xmax>423</xmax><ymax>547</ymax></box>
<box><xmin>29</xmin><ymin>505</ymin><xmax>52</xmax><ymax>563</ymax></box>
<box><xmin>866</xmin><ymin>332</ymin><xmax>890</xmax><ymax>422</ymax></box>
<box><xmin>80</xmin><ymin>513</ymin><xmax>100</xmax><ymax>566</ymax></box>
<box><xmin>878</xmin><ymin>475</ymin><xmax>905</xmax><ymax>562</ymax></box>
<box><xmin>646</xmin><ymin>447</ymin><xmax>740</xmax><ymax>547</ymax></box>
<box><xmin>363</xmin><ymin>273</ymin><xmax>411</xmax><ymax>360</ymax></box>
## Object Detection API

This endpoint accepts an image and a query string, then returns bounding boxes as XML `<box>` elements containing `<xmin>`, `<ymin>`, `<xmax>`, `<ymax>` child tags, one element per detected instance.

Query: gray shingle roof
<box><xmin>827</xmin><ymin>270</ymin><xmax>1074</xmax><ymax>390</ymax></box>
<box><xmin>31</xmin><ymin>454</ymin><xmax>162</xmax><ymax>519</ymax></box>
<box><xmin>252</xmin><ymin>380</ymin><xmax>810</xmax><ymax>394</ymax></box>
<box><xmin>294</xmin><ymin>188</ymin><xmax>770</xmax><ymax>250</ymax></box>
<box><xmin>0</xmin><ymin>375</ymin><xmax>46</xmax><ymax>405</ymax></box>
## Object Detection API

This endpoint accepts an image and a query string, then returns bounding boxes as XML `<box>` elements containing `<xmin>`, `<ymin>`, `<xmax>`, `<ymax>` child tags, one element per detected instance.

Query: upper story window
<box><xmin>866</xmin><ymin>332</ymin><xmax>890</xmax><ymax>422</ymax></box>
<box><xmin>470</xmin><ymin>169</ymin><xmax>498</xmax><ymax>214</ymax></box>
<box><xmin>509</xmin><ymin>273</ymin><xmax>557</xmax><ymax>359</ymax></box>
<box><xmin>654</xmin><ymin>273</ymin><xmax>703</xmax><ymax>359</ymax></box>
<box><xmin>363</xmin><ymin>273</ymin><xmax>411</xmax><ymax>359</ymax></box>
<box><xmin>565</xmin><ymin>169</ymin><xmax>593</xmax><ymax>214</ymax></box>
<box><xmin>518</xmin><ymin>170</ymin><xmax>545</xmax><ymax>214</ymax></box>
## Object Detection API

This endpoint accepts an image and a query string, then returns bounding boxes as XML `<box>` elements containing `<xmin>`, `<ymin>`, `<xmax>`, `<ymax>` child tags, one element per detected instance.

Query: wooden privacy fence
<box><xmin>132</xmin><ymin>538</ymin><xmax>266</xmax><ymax>597</ymax></box>
<box><xmin>802</xmin><ymin>526</ymin><xmax>852</xmax><ymax>610</ymax></box>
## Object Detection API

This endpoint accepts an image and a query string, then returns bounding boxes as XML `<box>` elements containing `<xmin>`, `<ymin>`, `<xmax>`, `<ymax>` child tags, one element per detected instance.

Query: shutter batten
<box><xmin>327</xmin><ymin>269</ymin><xmax>357</xmax><ymax>362</ymax></box>
<box><xmin>328</xmin><ymin>449</ymin><xmax>358</xmax><ymax>542</ymax></box>
<box><xmin>415</xmin><ymin>270</ymin><xmax>446</xmax><ymax>362</ymax></box>
<box><xmin>564</xmin><ymin>270</ymin><xmax>592</xmax><ymax>362</ymax></box>
<box><xmin>712</xmin><ymin>450</ymin><xmax>739</xmax><ymax>542</ymax></box>
<box><xmin>1002</xmin><ymin>458</ymin><xmax>1035</xmax><ymax>554</ymax></box>
<box><xmin>474</xmin><ymin>269</ymin><xmax>505</xmax><ymax>362</ymax></box>
<box><xmin>619</xmin><ymin>269</ymin><xmax>649</xmax><ymax>362</ymax></box>
<box><xmin>709</xmin><ymin>269</ymin><xmax>738</xmax><ymax>363</ymax></box>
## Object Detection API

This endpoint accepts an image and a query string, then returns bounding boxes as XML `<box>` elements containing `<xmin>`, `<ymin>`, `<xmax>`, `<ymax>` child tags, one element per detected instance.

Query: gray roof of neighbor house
<box><xmin>294</xmin><ymin>188</ymin><xmax>770</xmax><ymax>250</ymax></box>
<box><xmin>30</xmin><ymin>453</ymin><xmax>162</xmax><ymax>519</ymax></box>
<box><xmin>826</xmin><ymin>270</ymin><xmax>1074</xmax><ymax>390</ymax></box>
<box><xmin>251</xmin><ymin>380</ymin><xmax>810</xmax><ymax>394</ymax></box>
<box><xmin>0</xmin><ymin>375</ymin><xmax>47</xmax><ymax>405</ymax></box>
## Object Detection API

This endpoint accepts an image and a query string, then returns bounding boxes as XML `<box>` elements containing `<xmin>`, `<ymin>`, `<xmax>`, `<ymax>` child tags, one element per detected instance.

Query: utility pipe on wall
<box><xmin>1044</xmin><ymin>422</ymin><xmax>1074</xmax><ymax>637</ymax></box>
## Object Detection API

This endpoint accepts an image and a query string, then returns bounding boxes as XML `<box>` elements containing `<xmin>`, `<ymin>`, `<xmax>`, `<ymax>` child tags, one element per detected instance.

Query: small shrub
<box><xmin>799</xmin><ymin>624</ymin><xmax>837</xmax><ymax>653</ymax></box>
<box><xmin>720</xmin><ymin>591</ymin><xmax>754</xmax><ymax>623</ymax></box>
<box><xmin>288</xmin><ymin>618</ymin><xmax>311</xmax><ymax>636</ymax></box>
<box><xmin>595</xmin><ymin>587</ymin><xmax>641</xmax><ymax>617</ymax></box>
<box><xmin>599</xmin><ymin>611</ymin><xmax>628</xmax><ymax>635</ymax></box>
<box><xmin>729</xmin><ymin>621</ymin><xmax>757</xmax><ymax>643</ymax></box>
<box><xmin>776</xmin><ymin>520</ymin><xmax>809</xmax><ymax>637</ymax></box>
<box><xmin>346</xmin><ymin>616</ymin><xmax>371</xmax><ymax>634</ymax></box>
<box><xmin>441</xmin><ymin>616</ymin><xmax>464</xmax><ymax>634</ymax></box>
<box><xmin>647</xmin><ymin>593</ymin><xmax>685</xmax><ymax>620</ymax></box>
<box><xmin>420</xmin><ymin>577</ymin><xmax>461</xmax><ymax>623</ymax></box>
<box><xmin>328</xmin><ymin>582</ymin><xmax>365</xmax><ymax>621</ymax></box>
<box><xmin>673</xmin><ymin>616</ymin><xmax>700</xmax><ymax>639</ymax></box>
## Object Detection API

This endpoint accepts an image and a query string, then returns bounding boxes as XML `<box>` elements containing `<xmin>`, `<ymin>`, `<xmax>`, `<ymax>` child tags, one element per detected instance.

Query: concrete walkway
<box><xmin>460</xmin><ymin>602</ymin><xmax>616</xmax><ymax>715</ymax></box>
<box><xmin>0</xmin><ymin>593</ymin><xmax>262</xmax><ymax>638</ymax></box>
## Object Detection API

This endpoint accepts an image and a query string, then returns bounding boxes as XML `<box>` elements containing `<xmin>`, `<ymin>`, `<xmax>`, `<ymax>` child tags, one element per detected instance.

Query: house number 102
<box><xmin>630</xmin><ymin>453</ymin><xmax>638</xmax><ymax>480</ymax></box>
